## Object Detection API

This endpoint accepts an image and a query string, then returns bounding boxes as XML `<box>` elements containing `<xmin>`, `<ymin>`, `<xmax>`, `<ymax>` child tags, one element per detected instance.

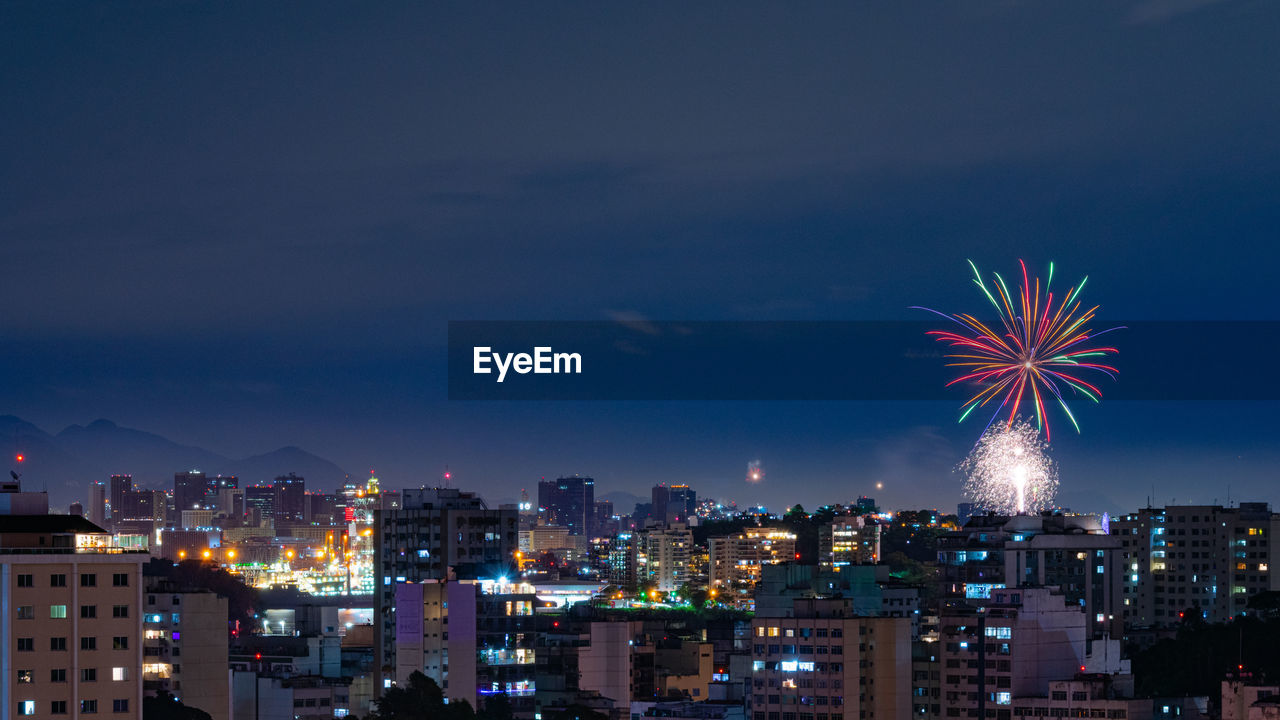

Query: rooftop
<box><xmin>0</xmin><ymin>514</ymin><xmax>109</xmax><ymax>534</ymax></box>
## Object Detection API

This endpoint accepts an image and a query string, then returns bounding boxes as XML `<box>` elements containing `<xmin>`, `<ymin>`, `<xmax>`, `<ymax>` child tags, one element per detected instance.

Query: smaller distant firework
<box><xmin>746</xmin><ymin>460</ymin><xmax>765</xmax><ymax>484</ymax></box>
<box><xmin>959</xmin><ymin>419</ymin><xmax>1058</xmax><ymax>515</ymax></box>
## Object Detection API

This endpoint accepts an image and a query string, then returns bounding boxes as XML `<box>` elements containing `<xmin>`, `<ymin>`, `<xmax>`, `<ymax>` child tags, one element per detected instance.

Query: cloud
<box><xmin>607</xmin><ymin>310</ymin><xmax>662</xmax><ymax>336</ymax></box>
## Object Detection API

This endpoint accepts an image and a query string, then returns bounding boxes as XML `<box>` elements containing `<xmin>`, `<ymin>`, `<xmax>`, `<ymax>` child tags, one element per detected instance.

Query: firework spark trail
<box><xmin>913</xmin><ymin>259</ymin><xmax>1123</xmax><ymax>441</ymax></box>
<box><xmin>959</xmin><ymin>419</ymin><xmax>1058</xmax><ymax>515</ymax></box>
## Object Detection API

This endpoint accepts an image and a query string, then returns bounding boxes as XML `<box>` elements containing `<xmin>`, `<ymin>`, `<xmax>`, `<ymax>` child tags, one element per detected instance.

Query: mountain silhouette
<box><xmin>1</xmin><ymin>415</ymin><xmax>346</xmax><ymax>510</ymax></box>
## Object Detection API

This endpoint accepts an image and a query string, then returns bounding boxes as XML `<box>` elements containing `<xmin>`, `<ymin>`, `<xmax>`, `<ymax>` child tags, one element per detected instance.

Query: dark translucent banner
<box><xmin>447</xmin><ymin>321</ymin><xmax>1278</xmax><ymax>401</ymax></box>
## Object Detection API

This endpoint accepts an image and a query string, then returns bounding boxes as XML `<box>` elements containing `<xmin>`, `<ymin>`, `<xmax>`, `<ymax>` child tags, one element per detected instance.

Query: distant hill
<box><xmin>222</xmin><ymin>446</ymin><xmax>347</xmax><ymax>488</ymax></box>
<box><xmin>0</xmin><ymin>415</ymin><xmax>346</xmax><ymax>509</ymax></box>
<box><xmin>599</xmin><ymin>489</ymin><xmax>647</xmax><ymax>514</ymax></box>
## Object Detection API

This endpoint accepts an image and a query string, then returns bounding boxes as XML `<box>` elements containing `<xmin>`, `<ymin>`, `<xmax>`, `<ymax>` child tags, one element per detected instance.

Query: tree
<box><xmin>145</xmin><ymin>557</ymin><xmax>260</xmax><ymax>628</ymax></box>
<box><xmin>368</xmin><ymin>672</ymin><xmax>475</xmax><ymax>720</ymax></box>
<box><xmin>143</xmin><ymin>692</ymin><xmax>213</xmax><ymax>720</ymax></box>
<box><xmin>1131</xmin><ymin>616</ymin><xmax>1280</xmax><ymax>699</ymax></box>
<box><xmin>478</xmin><ymin>693</ymin><xmax>514</xmax><ymax>720</ymax></box>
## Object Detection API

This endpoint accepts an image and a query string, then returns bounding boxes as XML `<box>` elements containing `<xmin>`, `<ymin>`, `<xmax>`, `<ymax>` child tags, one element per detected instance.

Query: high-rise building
<box><xmin>244</xmin><ymin>486</ymin><xmax>275</xmax><ymax>525</ymax></box>
<box><xmin>206</xmin><ymin>474</ymin><xmax>238</xmax><ymax>504</ymax></box>
<box><xmin>110</xmin><ymin>474</ymin><xmax>134</xmax><ymax>520</ymax></box>
<box><xmin>578</xmin><ymin>621</ymin><xmax>654</xmax><ymax>706</ymax></box>
<box><xmin>819</xmin><ymin>517</ymin><xmax>881</xmax><ymax>569</ymax></box>
<box><xmin>708</xmin><ymin>527</ymin><xmax>798</xmax><ymax>608</ymax></box>
<box><xmin>273</xmin><ymin>473</ymin><xmax>307</xmax><ymax>524</ymax></box>
<box><xmin>938</xmin><ymin>587</ymin><xmax>1124</xmax><ymax>716</ymax></box>
<box><xmin>750</xmin><ymin>597</ymin><xmax>913</xmax><ymax>720</ymax></box>
<box><xmin>143</xmin><ymin>576</ymin><xmax>231</xmax><ymax>720</ymax></box>
<box><xmin>213</xmin><ymin>486</ymin><xmax>245</xmax><ymax>523</ymax></box>
<box><xmin>1112</xmin><ymin>503</ymin><xmax>1280</xmax><ymax>628</ymax></box>
<box><xmin>608</xmin><ymin>531</ymin><xmax>641</xmax><ymax>590</ymax></box>
<box><xmin>394</xmin><ymin>580</ymin><xmax>479</xmax><ymax>704</ymax></box>
<box><xmin>306</xmin><ymin>493</ymin><xmax>340</xmax><ymax>525</ymax></box>
<box><xmin>641</xmin><ymin>523</ymin><xmax>694</xmax><ymax>592</ymax></box>
<box><xmin>392</xmin><ymin>579</ymin><xmax>538</xmax><ymax>717</ymax></box>
<box><xmin>753</xmin><ymin>563</ymin><xmax>923</xmax><ymax>639</ymax></box>
<box><xmin>174</xmin><ymin>471</ymin><xmax>208</xmax><ymax>513</ymax></box>
<box><xmin>117</xmin><ymin>490</ymin><xmax>167</xmax><ymax>522</ymax></box>
<box><xmin>375</xmin><ymin>487</ymin><xmax>518</xmax><ymax>690</ymax></box>
<box><xmin>89</xmin><ymin>480</ymin><xmax>108</xmax><ymax>527</ymax></box>
<box><xmin>938</xmin><ymin>513</ymin><xmax>1122</xmax><ymax>642</ymax></box>
<box><xmin>593</xmin><ymin>500</ymin><xmax>616</xmax><ymax>537</ymax></box>
<box><xmin>1</xmin><ymin>515</ymin><xmax>146</xmax><ymax>720</ymax></box>
<box><xmin>651</xmin><ymin>484</ymin><xmax>696</xmax><ymax>526</ymax></box>
<box><xmin>538</xmin><ymin>476</ymin><xmax>595</xmax><ymax>537</ymax></box>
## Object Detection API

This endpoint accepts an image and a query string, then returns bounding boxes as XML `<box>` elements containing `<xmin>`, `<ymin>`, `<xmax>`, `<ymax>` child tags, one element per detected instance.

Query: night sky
<box><xmin>3</xmin><ymin>1</ymin><xmax>1278</xmax><ymax>513</ymax></box>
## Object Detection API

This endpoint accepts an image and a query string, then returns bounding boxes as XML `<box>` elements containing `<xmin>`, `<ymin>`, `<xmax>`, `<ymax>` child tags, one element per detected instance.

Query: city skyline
<box><xmin>6</xmin><ymin>3</ymin><xmax>1280</xmax><ymax>719</ymax></box>
<box><xmin>3</xmin><ymin>2</ymin><xmax>1280</xmax><ymax>516</ymax></box>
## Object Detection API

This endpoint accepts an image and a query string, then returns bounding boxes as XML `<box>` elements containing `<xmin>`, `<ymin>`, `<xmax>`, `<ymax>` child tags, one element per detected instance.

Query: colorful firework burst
<box><xmin>959</xmin><ymin>419</ymin><xmax>1058</xmax><ymax>515</ymax></box>
<box><xmin>915</xmin><ymin>259</ymin><xmax>1121</xmax><ymax>441</ymax></box>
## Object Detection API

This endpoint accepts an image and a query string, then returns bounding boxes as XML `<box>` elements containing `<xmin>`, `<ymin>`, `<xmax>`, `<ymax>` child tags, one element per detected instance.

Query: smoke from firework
<box><xmin>959</xmin><ymin>419</ymin><xmax>1058</xmax><ymax>515</ymax></box>
<box><xmin>746</xmin><ymin>460</ymin><xmax>765</xmax><ymax>484</ymax></box>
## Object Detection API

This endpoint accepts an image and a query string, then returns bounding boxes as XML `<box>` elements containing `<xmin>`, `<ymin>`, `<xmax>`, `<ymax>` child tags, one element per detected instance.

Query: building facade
<box><xmin>538</xmin><ymin>477</ymin><xmax>596</xmax><ymax>538</ymax></box>
<box><xmin>375</xmin><ymin>488</ymin><xmax>518</xmax><ymax>690</ymax></box>
<box><xmin>142</xmin><ymin>580</ymin><xmax>231</xmax><ymax>720</ymax></box>
<box><xmin>749</xmin><ymin>597</ymin><xmax>913</xmax><ymax>720</ymax></box>
<box><xmin>1</xmin><ymin>516</ymin><xmax>146</xmax><ymax>720</ymax></box>
<box><xmin>709</xmin><ymin>528</ymin><xmax>798</xmax><ymax>608</ymax></box>
<box><xmin>819</xmin><ymin>518</ymin><xmax>881</xmax><ymax>570</ymax></box>
<box><xmin>1112</xmin><ymin>503</ymin><xmax>1278</xmax><ymax>628</ymax></box>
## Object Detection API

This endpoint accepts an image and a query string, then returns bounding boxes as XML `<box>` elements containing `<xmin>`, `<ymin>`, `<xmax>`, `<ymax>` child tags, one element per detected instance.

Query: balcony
<box><xmin>479</xmin><ymin>648</ymin><xmax>535</xmax><ymax>666</ymax></box>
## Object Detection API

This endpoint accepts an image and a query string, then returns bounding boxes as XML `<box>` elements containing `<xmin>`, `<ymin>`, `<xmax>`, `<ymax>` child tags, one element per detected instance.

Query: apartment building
<box><xmin>2</xmin><ymin>516</ymin><xmax>146</xmax><ymax>720</ymax></box>
<box><xmin>142</xmin><ymin>578</ymin><xmax>230</xmax><ymax>720</ymax></box>
<box><xmin>1112</xmin><ymin>504</ymin><xmax>1278</xmax><ymax>628</ymax></box>
<box><xmin>709</xmin><ymin>528</ymin><xmax>798</xmax><ymax>609</ymax></box>
<box><xmin>748</xmin><ymin>597</ymin><xmax>912</xmax><ymax>720</ymax></box>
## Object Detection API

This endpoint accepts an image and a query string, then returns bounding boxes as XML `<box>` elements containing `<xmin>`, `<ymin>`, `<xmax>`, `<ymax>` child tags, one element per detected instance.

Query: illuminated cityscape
<box><xmin>4</xmin><ymin>3</ymin><xmax>1280</xmax><ymax>720</ymax></box>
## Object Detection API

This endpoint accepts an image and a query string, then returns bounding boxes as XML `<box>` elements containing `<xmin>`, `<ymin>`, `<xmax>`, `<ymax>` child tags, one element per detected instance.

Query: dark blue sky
<box><xmin>2</xmin><ymin>1</ymin><xmax>1278</xmax><ymax>513</ymax></box>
